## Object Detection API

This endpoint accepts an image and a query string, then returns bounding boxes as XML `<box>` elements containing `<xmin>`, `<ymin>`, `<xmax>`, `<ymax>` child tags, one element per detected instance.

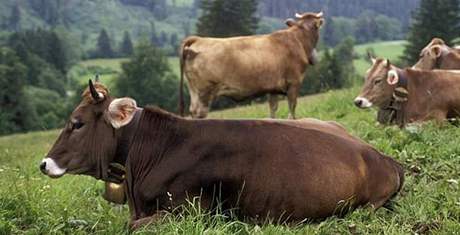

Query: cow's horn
<box><xmin>89</xmin><ymin>79</ymin><xmax>103</xmax><ymax>102</ymax></box>
<box><xmin>295</xmin><ymin>13</ymin><xmax>303</xmax><ymax>19</ymax></box>
<box><xmin>316</xmin><ymin>11</ymin><xmax>324</xmax><ymax>18</ymax></box>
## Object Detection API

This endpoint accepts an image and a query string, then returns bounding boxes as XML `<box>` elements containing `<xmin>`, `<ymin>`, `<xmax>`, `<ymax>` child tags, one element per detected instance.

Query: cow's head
<box><xmin>354</xmin><ymin>57</ymin><xmax>399</xmax><ymax>109</ymax></box>
<box><xmin>285</xmin><ymin>12</ymin><xmax>323</xmax><ymax>65</ymax></box>
<box><xmin>40</xmin><ymin>80</ymin><xmax>138</xmax><ymax>180</ymax></box>
<box><xmin>413</xmin><ymin>38</ymin><xmax>448</xmax><ymax>70</ymax></box>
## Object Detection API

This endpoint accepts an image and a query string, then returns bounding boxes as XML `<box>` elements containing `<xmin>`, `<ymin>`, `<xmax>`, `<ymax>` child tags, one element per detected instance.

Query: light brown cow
<box><xmin>179</xmin><ymin>12</ymin><xmax>324</xmax><ymax>119</ymax></box>
<box><xmin>355</xmin><ymin>58</ymin><xmax>460</xmax><ymax>127</ymax></box>
<box><xmin>413</xmin><ymin>38</ymin><xmax>460</xmax><ymax>70</ymax></box>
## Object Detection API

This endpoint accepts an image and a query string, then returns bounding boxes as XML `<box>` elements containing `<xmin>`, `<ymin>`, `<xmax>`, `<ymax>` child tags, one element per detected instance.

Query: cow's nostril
<box><xmin>40</xmin><ymin>161</ymin><xmax>47</xmax><ymax>173</ymax></box>
<box><xmin>354</xmin><ymin>99</ymin><xmax>363</xmax><ymax>107</ymax></box>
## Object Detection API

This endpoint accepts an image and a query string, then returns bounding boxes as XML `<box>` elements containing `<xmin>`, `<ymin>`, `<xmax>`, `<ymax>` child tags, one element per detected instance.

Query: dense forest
<box><xmin>0</xmin><ymin>0</ymin><xmax>419</xmax><ymax>53</ymax></box>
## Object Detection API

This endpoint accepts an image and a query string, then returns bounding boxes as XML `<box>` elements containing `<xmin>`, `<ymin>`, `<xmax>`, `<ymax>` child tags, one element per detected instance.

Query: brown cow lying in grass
<box><xmin>355</xmin><ymin>58</ymin><xmax>460</xmax><ymax>127</ymax></box>
<box><xmin>41</xmin><ymin>81</ymin><xmax>404</xmax><ymax>229</ymax></box>
<box><xmin>413</xmin><ymin>38</ymin><xmax>460</xmax><ymax>70</ymax></box>
<box><xmin>376</xmin><ymin>38</ymin><xmax>460</xmax><ymax>124</ymax></box>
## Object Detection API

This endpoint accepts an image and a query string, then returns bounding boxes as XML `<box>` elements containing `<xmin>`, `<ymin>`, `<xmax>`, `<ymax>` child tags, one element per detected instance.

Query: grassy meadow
<box><xmin>1</xmin><ymin>41</ymin><xmax>459</xmax><ymax>234</ymax></box>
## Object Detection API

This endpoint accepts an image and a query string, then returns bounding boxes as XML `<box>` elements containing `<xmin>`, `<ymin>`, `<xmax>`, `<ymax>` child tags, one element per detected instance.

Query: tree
<box><xmin>0</xmin><ymin>47</ymin><xmax>36</xmax><ymax>135</ymax></box>
<box><xmin>401</xmin><ymin>0</ymin><xmax>460</xmax><ymax>65</ymax></box>
<box><xmin>322</xmin><ymin>17</ymin><xmax>338</xmax><ymax>47</ymax></box>
<box><xmin>96</xmin><ymin>29</ymin><xmax>114</xmax><ymax>58</ymax></box>
<box><xmin>120</xmin><ymin>31</ymin><xmax>134</xmax><ymax>56</ymax></box>
<box><xmin>197</xmin><ymin>0</ymin><xmax>259</xmax><ymax>37</ymax></box>
<box><xmin>8</xmin><ymin>3</ymin><xmax>21</xmax><ymax>31</ymax></box>
<box><xmin>301</xmin><ymin>38</ymin><xmax>356</xmax><ymax>95</ymax></box>
<box><xmin>115</xmin><ymin>42</ymin><xmax>178</xmax><ymax>110</ymax></box>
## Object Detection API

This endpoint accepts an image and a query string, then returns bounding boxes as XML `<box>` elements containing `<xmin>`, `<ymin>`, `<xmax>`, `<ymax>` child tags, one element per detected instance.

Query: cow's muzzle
<box><xmin>354</xmin><ymin>97</ymin><xmax>373</xmax><ymax>109</ymax></box>
<box><xmin>39</xmin><ymin>158</ymin><xmax>66</xmax><ymax>178</ymax></box>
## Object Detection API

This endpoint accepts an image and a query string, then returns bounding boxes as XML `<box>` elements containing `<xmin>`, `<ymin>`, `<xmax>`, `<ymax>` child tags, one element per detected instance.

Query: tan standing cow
<box><xmin>413</xmin><ymin>38</ymin><xmax>460</xmax><ymax>70</ymax></box>
<box><xmin>354</xmin><ymin>58</ymin><xmax>460</xmax><ymax>127</ymax></box>
<box><xmin>179</xmin><ymin>12</ymin><xmax>324</xmax><ymax>119</ymax></box>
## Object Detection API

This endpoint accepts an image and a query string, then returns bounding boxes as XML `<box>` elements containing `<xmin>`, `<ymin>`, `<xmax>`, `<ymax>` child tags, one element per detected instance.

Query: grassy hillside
<box><xmin>2</xmin><ymin>40</ymin><xmax>458</xmax><ymax>234</ymax></box>
<box><xmin>353</xmin><ymin>40</ymin><xmax>407</xmax><ymax>75</ymax></box>
<box><xmin>1</xmin><ymin>86</ymin><xmax>459</xmax><ymax>234</ymax></box>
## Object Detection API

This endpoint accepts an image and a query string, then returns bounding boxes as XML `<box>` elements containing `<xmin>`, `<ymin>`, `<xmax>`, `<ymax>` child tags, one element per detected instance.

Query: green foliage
<box><xmin>7</xmin><ymin>29</ymin><xmax>71</xmax><ymax>73</ymax></box>
<box><xmin>95</xmin><ymin>29</ymin><xmax>114</xmax><ymax>58</ymax></box>
<box><xmin>119</xmin><ymin>31</ymin><xmax>133</xmax><ymax>57</ymax></box>
<box><xmin>322</xmin><ymin>13</ymin><xmax>402</xmax><ymax>47</ymax></box>
<box><xmin>7</xmin><ymin>3</ymin><xmax>20</xmax><ymax>31</ymax></box>
<box><xmin>0</xmin><ymin>47</ymin><xmax>35</xmax><ymax>135</ymax></box>
<box><xmin>115</xmin><ymin>42</ymin><xmax>178</xmax><ymax>110</ymax></box>
<box><xmin>23</xmin><ymin>86</ymin><xmax>69</xmax><ymax>130</ymax></box>
<box><xmin>197</xmin><ymin>0</ymin><xmax>259</xmax><ymax>37</ymax></box>
<box><xmin>302</xmin><ymin>38</ymin><xmax>356</xmax><ymax>94</ymax></box>
<box><xmin>401</xmin><ymin>0</ymin><xmax>460</xmax><ymax>65</ymax></box>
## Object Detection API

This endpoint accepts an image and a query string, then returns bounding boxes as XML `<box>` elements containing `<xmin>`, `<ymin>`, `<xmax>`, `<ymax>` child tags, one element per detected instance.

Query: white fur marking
<box><xmin>42</xmin><ymin>158</ymin><xmax>66</xmax><ymax>176</ymax></box>
<box><xmin>355</xmin><ymin>97</ymin><xmax>373</xmax><ymax>108</ymax></box>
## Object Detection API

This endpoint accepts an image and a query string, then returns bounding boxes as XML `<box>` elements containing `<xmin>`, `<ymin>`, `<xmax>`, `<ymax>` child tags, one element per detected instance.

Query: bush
<box><xmin>115</xmin><ymin>42</ymin><xmax>178</xmax><ymax>111</ymax></box>
<box><xmin>301</xmin><ymin>38</ymin><xmax>356</xmax><ymax>95</ymax></box>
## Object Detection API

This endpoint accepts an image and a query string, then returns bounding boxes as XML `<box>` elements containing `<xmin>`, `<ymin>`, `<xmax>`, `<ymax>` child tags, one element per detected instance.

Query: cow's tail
<box><xmin>179</xmin><ymin>36</ymin><xmax>200</xmax><ymax>116</ymax></box>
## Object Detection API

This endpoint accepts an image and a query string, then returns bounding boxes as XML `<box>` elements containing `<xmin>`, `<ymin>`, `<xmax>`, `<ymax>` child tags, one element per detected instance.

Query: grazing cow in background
<box><xmin>377</xmin><ymin>38</ymin><xmax>460</xmax><ymax>124</ymax></box>
<box><xmin>179</xmin><ymin>12</ymin><xmax>324</xmax><ymax>119</ymax></box>
<box><xmin>41</xmin><ymin>81</ymin><xmax>404</xmax><ymax>230</ymax></box>
<box><xmin>413</xmin><ymin>38</ymin><xmax>460</xmax><ymax>70</ymax></box>
<box><xmin>354</xmin><ymin>58</ymin><xmax>460</xmax><ymax>127</ymax></box>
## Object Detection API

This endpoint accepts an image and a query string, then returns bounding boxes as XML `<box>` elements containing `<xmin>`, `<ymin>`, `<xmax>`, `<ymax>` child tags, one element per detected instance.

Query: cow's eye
<box><xmin>72</xmin><ymin>121</ymin><xmax>84</xmax><ymax>130</ymax></box>
<box><xmin>374</xmin><ymin>79</ymin><xmax>382</xmax><ymax>85</ymax></box>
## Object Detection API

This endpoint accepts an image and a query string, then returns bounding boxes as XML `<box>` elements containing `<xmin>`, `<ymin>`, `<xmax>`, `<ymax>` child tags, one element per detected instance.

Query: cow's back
<box><xmin>181</xmin><ymin>119</ymin><xmax>402</xmax><ymax>221</ymax></box>
<box><xmin>183</xmin><ymin>33</ymin><xmax>306</xmax><ymax>98</ymax></box>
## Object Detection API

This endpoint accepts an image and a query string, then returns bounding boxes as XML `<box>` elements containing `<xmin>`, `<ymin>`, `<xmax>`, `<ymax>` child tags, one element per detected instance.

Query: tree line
<box><xmin>1</xmin><ymin>0</ymin><xmax>459</xmax><ymax>135</ymax></box>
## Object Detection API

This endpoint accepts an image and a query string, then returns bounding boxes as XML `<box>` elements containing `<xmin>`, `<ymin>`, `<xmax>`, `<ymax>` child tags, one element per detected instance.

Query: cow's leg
<box><xmin>268</xmin><ymin>94</ymin><xmax>279</xmax><ymax>118</ymax></box>
<box><xmin>287</xmin><ymin>85</ymin><xmax>300</xmax><ymax>119</ymax></box>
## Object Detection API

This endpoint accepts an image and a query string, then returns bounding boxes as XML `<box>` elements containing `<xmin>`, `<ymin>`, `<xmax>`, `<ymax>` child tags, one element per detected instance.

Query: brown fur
<box><xmin>43</xmin><ymin>83</ymin><xmax>404</xmax><ymax>229</ymax></box>
<box><xmin>125</xmin><ymin>107</ymin><xmax>403</xmax><ymax>225</ymax></box>
<box><xmin>179</xmin><ymin>12</ymin><xmax>323</xmax><ymax>119</ymax></box>
<box><xmin>357</xmin><ymin>58</ymin><xmax>460</xmax><ymax>126</ymax></box>
<box><xmin>413</xmin><ymin>38</ymin><xmax>460</xmax><ymax>70</ymax></box>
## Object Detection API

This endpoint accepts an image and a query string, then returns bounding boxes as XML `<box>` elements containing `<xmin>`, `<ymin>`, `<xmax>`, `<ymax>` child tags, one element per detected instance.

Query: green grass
<box><xmin>3</xmin><ymin>40</ymin><xmax>456</xmax><ymax>234</ymax></box>
<box><xmin>353</xmin><ymin>40</ymin><xmax>406</xmax><ymax>75</ymax></box>
<box><xmin>1</xmin><ymin>86</ymin><xmax>459</xmax><ymax>234</ymax></box>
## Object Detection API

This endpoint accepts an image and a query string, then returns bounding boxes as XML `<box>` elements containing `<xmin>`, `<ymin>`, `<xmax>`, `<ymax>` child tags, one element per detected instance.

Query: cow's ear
<box><xmin>315</xmin><ymin>18</ymin><xmax>324</xmax><ymax>28</ymax></box>
<box><xmin>430</xmin><ymin>45</ymin><xmax>443</xmax><ymax>58</ymax></box>
<box><xmin>285</xmin><ymin>18</ymin><xmax>297</xmax><ymax>27</ymax></box>
<box><xmin>367</xmin><ymin>51</ymin><xmax>376</xmax><ymax>64</ymax></box>
<box><xmin>106</xmin><ymin>98</ymin><xmax>138</xmax><ymax>129</ymax></box>
<box><xmin>387</xmin><ymin>70</ymin><xmax>399</xmax><ymax>85</ymax></box>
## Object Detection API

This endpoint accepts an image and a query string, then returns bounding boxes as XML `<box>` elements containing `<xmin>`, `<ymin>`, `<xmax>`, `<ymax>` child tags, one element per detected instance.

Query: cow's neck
<box><xmin>440</xmin><ymin>51</ymin><xmax>460</xmax><ymax>69</ymax></box>
<box><xmin>291</xmin><ymin>27</ymin><xmax>317</xmax><ymax>60</ymax></box>
<box><xmin>400</xmin><ymin>69</ymin><xmax>439</xmax><ymax>124</ymax></box>
<box><xmin>114</xmin><ymin>108</ymin><xmax>143</xmax><ymax>166</ymax></box>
